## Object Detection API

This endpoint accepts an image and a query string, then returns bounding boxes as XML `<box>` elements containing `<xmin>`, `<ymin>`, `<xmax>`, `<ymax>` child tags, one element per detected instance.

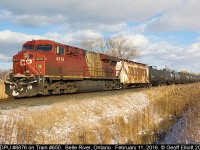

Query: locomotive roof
<box><xmin>25</xmin><ymin>39</ymin><xmax>71</xmax><ymax>47</ymax></box>
<box><xmin>24</xmin><ymin>40</ymin><xmax>132</xmax><ymax>63</ymax></box>
<box><xmin>26</xmin><ymin>39</ymin><xmax>86</xmax><ymax>49</ymax></box>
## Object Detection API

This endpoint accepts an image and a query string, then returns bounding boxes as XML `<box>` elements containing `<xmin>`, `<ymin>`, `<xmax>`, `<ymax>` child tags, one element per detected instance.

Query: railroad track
<box><xmin>0</xmin><ymin>87</ymin><xmax>148</xmax><ymax>110</ymax></box>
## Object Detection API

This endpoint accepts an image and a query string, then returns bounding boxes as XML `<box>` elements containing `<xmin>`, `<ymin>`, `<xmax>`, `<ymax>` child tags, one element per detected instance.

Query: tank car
<box><xmin>172</xmin><ymin>71</ymin><xmax>182</xmax><ymax>84</ymax></box>
<box><xmin>179</xmin><ymin>73</ymin><xmax>187</xmax><ymax>84</ymax></box>
<box><xmin>149</xmin><ymin>66</ymin><xmax>174</xmax><ymax>86</ymax></box>
<box><xmin>190</xmin><ymin>74</ymin><xmax>197</xmax><ymax>83</ymax></box>
<box><xmin>5</xmin><ymin>40</ymin><xmax>120</xmax><ymax>98</ymax></box>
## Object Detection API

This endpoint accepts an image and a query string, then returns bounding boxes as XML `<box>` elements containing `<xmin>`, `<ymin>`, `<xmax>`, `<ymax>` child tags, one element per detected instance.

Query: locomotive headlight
<box><xmin>27</xmin><ymin>85</ymin><xmax>32</xmax><ymax>89</ymax></box>
<box><xmin>12</xmin><ymin>58</ymin><xmax>17</xmax><ymax>62</ymax></box>
<box><xmin>25</xmin><ymin>70</ymin><xmax>30</xmax><ymax>74</ymax></box>
<box><xmin>24</xmin><ymin>53</ymin><xmax>27</xmax><ymax>58</ymax></box>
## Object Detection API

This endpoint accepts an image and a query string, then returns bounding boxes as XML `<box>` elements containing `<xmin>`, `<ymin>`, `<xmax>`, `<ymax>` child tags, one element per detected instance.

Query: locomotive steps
<box><xmin>0</xmin><ymin>83</ymin><xmax>200</xmax><ymax>144</ymax></box>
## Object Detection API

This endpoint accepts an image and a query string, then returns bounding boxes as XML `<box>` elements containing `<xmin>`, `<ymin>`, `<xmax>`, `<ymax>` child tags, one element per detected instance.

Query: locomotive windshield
<box><xmin>22</xmin><ymin>45</ymin><xmax>34</xmax><ymax>50</ymax></box>
<box><xmin>36</xmin><ymin>45</ymin><xmax>52</xmax><ymax>52</ymax></box>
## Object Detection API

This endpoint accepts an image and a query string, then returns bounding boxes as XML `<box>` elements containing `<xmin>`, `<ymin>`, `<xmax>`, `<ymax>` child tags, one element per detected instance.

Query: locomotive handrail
<box><xmin>27</xmin><ymin>63</ymin><xmax>43</xmax><ymax>76</ymax></box>
<box><xmin>83</xmin><ymin>66</ymin><xmax>119</xmax><ymax>78</ymax></box>
<box><xmin>35</xmin><ymin>66</ymin><xmax>44</xmax><ymax>76</ymax></box>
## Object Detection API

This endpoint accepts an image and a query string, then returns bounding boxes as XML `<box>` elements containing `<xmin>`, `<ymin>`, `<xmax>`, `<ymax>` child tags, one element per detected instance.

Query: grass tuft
<box><xmin>0</xmin><ymin>81</ymin><xmax>8</xmax><ymax>99</ymax></box>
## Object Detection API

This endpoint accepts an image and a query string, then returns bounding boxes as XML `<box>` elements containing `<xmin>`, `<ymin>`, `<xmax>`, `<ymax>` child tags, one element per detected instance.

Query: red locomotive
<box><xmin>5</xmin><ymin>40</ymin><xmax>121</xmax><ymax>97</ymax></box>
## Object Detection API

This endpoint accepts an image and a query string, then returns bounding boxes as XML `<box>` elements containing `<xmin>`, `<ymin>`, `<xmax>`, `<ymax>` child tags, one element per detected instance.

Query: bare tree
<box><xmin>107</xmin><ymin>35</ymin><xmax>139</xmax><ymax>60</ymax></box>
<box><xmin>80</xmin><ymin>34</ymin><xmax>140</xmax><ymax>60</ymax></box>
<box><xmin>80</xmin><ymin>37</ymin><xmax>107</xmax><ymax>54</ymax></box>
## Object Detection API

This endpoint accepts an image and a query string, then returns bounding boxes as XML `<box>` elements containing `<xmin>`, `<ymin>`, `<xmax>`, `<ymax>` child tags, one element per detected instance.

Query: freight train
<box><xmin>4</xmin><ymin>39</ymin><xmax>200</xmax><ymax>98</ymax></box>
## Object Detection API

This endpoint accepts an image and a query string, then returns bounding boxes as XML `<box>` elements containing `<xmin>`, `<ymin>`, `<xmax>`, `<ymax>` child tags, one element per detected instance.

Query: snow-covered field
<box><xmin>160</xmin><ymin>103</ymin><xmax>200</xmax><ymax>144</ymax></box>
<box><xmin>0</xmin><ymin>90</ymin><xmax>150</xmax><ymax>144</ymax></box>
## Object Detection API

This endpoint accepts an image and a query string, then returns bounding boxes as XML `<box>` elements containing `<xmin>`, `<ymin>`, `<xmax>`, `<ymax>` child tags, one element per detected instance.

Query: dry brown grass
<box><xmin>145</xmin><ymin>83</ymin><xmax>200</xmax><ymax>143</ymax></box>
<box><xmin>1</xmin><ymin>83</ymin><xmax>200</xmax><ymax>144</ymax></box>
<box><xmin>0</xmin><ymin>81</ymin><xmax>8</xmax><ymax>99</ymax></box>
<box><xmin>181</xmin><ymin>95</ymin><xmax>200</xmax><ymax>143</ymax></box>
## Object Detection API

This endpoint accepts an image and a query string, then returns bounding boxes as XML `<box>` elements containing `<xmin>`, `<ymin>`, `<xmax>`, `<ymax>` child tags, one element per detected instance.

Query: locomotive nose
<box><xmin>19</xmin><ymin>53</ymin><xmax>33</xmax><ymax>67</ymax></box>
<box><xmin>12</xmin><ymin>51</ymin><xmax>35</xmax><ymax>76</ymax></box>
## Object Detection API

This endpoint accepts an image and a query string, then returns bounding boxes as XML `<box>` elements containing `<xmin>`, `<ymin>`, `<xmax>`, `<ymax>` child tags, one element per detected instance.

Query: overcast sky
<box><xmin>0</xmin><ymin>0</ymin><xmax>200</xmax><ymax>73</ymax></box>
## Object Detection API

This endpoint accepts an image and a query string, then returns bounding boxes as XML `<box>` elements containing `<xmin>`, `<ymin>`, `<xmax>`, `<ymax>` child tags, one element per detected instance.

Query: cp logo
<box><xmin>20</xmin><ymin>59</ymin><xmax>32</xmax><ymax>66</ymax></box>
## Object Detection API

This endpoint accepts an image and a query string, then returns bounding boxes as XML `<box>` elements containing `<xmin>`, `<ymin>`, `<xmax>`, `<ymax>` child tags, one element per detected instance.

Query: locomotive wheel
<box><xmin>121</xmin><ymin>84</ymin><xmax>127</xmax><ymax>90</ymax></box>
<box><xmin>65</xmin><ymin>82</ymin><xmax>77</xmax><ymax>93</ymax></box>
<box><xmin>53</xmin><ymin>87</ymin><xmax>60</xmax><ymax>95</ymax></box>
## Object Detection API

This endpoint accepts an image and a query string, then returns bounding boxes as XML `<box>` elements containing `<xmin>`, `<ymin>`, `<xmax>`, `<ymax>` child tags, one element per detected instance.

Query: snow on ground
<box><xmin>0</xmin><ymin>90</ymin><xmax>150</xmax><ymax>144</ymax></box>
<box><xmin>160</xmin><ymin>107</ymin><xmax>200</xmax><ymax>144</ymax></box>
<box><xmin>160</xmin><ymin>117</ymin><xmax>187</xmax><ymax>144</ymax></box>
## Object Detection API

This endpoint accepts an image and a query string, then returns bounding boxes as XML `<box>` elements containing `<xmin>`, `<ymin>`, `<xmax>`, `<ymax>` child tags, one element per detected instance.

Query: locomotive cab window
<box><xmin>36</xmin><ymin>45</ymin><xmax>52</xmax><ymax>52</ymax></box>
<box><xmin>56</xmin><ymin>46</ymin><xmax>65</xmax><ymax>55</ymax></box>
<box><xmin>22</xmin><ymin>45</ymin><xmax>34</xmax><ymax>51</ymax></box>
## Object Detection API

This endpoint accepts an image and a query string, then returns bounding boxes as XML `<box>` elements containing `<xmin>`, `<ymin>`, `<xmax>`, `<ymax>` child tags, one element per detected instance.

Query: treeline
<box><xmin>0</xmin><ymin>69</ymin><xmax>9</xmax><ymax>80</ymax></box>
